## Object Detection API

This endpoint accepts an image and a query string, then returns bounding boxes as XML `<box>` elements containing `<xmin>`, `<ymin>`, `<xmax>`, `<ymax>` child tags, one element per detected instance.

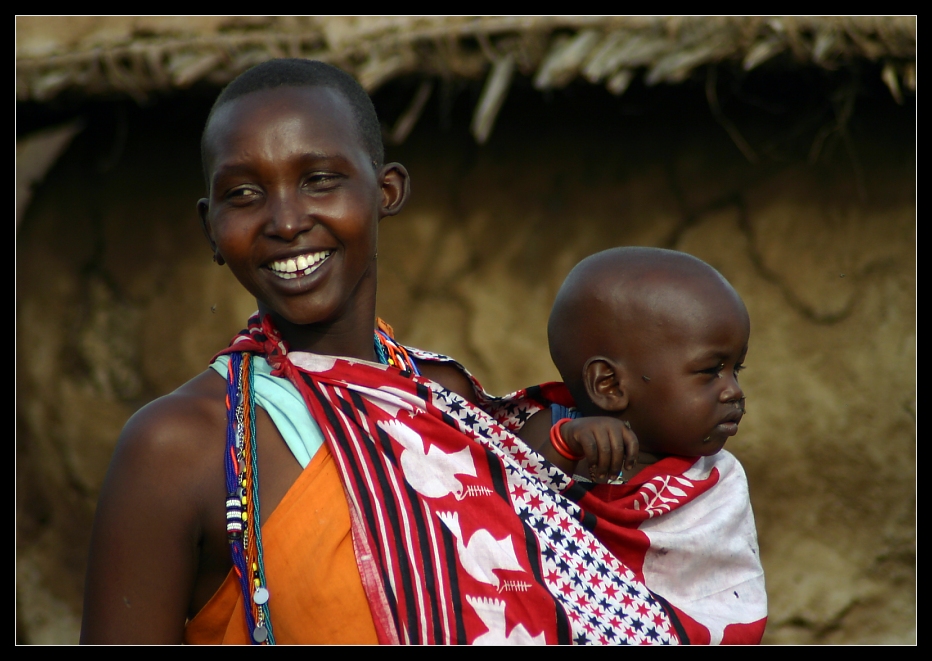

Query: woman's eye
<box><xmin>304</xmin><ymin>174</ymin><xmax>340</xmax><ymax>189</ymax></box>
<box><xmin>228</xmin><ymin>187</ymin><xmax>258</xmax><ymax>200</ymax></box>
<box><xmin>734</xmin><ymin>364</ymin><xmax>746</xmax><ymax>376</ymax></box>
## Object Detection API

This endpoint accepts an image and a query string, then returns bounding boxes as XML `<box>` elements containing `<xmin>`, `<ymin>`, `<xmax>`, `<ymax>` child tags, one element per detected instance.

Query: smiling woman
<box><xmin>79</xmin><ymin>61</ymin><xmax>483</xmax><ymax>645</ymax></box>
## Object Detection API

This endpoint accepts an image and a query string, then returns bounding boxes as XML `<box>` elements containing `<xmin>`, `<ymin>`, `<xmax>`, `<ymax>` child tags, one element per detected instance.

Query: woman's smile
<box><xmin>266</xmin><ymin>250</ymin><xmax>333</xmax><ymax>280</ymax></box>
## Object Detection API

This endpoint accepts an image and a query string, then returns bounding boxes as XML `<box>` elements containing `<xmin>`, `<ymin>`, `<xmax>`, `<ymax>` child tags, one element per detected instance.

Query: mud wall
<box><xmin>16</xmin><ymin>75</ymin><xmax>914</xmax><ymax>643</ymax></box>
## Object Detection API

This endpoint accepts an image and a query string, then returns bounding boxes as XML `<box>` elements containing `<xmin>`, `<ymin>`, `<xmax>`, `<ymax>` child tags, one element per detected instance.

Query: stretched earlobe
<box><xmin>197</xmin><ymin>197</ymin><xmax>222</xmax><ymax>264</ymax></box>
<box><xmin>582</xmin><ymin>357</ymin><xmax>629</xmax><ymax>413</ymax></box>
<box><xmin>197</xmin><ymin>197</ymin><xmax>210</xmax><ymax>226</ymax></box>
<box><xmin>378</xmin><ymin>162</ymin><xmax>410</xmax><ymax>218</ymax></box>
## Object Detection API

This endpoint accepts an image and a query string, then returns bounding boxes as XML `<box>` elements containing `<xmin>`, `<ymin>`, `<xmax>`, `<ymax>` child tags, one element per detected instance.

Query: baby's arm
<box><xmin>517</xmin><ymin>409</ymin><xmax>638</xmax><ymax>483</ymax></box>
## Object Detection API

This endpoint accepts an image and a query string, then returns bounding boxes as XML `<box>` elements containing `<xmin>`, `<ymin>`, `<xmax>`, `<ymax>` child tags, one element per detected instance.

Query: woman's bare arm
<box><xmin>80</xmin><ymin>375</ymin><xmax>227</xmax><ymax>644</ymax></box>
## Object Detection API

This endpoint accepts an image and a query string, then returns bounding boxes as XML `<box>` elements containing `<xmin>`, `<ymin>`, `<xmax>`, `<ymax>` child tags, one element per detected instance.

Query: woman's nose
<box><xmin>266</xmin><ymin>191</ymin><xmax>312</xmax><ymax>241</ymax></box>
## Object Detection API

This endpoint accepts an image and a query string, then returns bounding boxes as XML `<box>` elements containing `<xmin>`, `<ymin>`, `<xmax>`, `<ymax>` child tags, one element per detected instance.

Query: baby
<box><xmin>518</xmin><ymin>246</ymin><xmax>748</xmax><ymax>484</ymax></box>
<box><xmin>517</xmin><ymin>246</ymin><xmax>766</xmax><ymax>644</ymax></box>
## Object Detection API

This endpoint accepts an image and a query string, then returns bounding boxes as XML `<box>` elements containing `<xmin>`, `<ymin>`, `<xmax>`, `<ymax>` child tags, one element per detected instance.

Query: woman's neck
<box><xmin>260</xmin><ymin>306</ymin><xmax>378</xmax><ymax>362</ymax></box>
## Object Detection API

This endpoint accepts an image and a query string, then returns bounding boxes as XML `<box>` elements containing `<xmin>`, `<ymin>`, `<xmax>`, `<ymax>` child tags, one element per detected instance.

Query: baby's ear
<box><xmin>582</xmin><ymin>357</ymin><xmax>629</xmax><ymax>413</ymax></box>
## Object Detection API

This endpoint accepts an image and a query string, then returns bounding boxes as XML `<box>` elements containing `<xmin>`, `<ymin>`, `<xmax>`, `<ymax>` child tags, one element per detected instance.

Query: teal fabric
<box><xmin>211</xmin><ymin>354</ymin><xmax>324</xmax><ymax>469</ymax></box>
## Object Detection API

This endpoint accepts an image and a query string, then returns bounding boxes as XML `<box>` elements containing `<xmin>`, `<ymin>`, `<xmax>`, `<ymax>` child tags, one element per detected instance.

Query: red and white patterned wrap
<box><xmin>218</xmin><ymin>314</ymin><xmax>766</xmax><ymax>644</ymax></box>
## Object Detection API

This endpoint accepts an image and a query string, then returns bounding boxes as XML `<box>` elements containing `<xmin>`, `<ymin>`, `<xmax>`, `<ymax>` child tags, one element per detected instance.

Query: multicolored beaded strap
<box><xmin>375</xmin><ymin>318</ymin><xmax>420</xmax><ymax>375</ymax></box>
<box><xmin>225</xmin><ymin>352</ymin><xmax>275</xmax><ymax>645</ymax></box>
<box><xmin>223</xmin><ymin>322</ymin><xmax>418</xmax><ymax>644</ymax></box>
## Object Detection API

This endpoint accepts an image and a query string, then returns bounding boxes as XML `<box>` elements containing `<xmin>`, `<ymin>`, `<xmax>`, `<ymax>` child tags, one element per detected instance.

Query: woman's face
<box><xmin>199</xmin><ymin>86</ymin><xmax>405</xmax><ymax>337</ymax></box>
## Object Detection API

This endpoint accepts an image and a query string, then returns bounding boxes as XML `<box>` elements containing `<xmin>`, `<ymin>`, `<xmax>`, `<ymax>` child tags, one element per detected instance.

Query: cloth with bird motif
<box><xmin>560</xmin><ymin>449</ymin><xmax>767</xmax><ymax>644</ymax></box>
<box><xmin>214</xmin><ymin>314</ymin><xmax>682</xmax><ymax>645</ymax></box>
<box><xmin>538</xmin><ymin>389</ymin><xmax>767</xmax><ymax>644</ymax></box>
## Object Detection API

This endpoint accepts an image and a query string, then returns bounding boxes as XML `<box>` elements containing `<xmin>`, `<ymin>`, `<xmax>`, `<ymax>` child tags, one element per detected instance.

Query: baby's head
<box><xmin>549</xmin><ymin>247</ymin><xmax>750</xmax><ymax>458</ymax></box>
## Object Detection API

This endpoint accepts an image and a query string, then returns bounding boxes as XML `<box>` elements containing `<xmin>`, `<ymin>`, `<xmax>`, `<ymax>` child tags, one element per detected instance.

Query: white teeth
<box><xmin>268</xmin><ymin>250</ymin><xmax>332</xmax><ymax>279</ymax></box>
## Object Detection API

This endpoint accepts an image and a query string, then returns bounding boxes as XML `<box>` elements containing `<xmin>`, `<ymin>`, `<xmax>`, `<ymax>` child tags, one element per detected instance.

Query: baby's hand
<box><xmin>560</xmin><ymin>417</ymin><xmax>639</xmax><ymax>483</ymax></box>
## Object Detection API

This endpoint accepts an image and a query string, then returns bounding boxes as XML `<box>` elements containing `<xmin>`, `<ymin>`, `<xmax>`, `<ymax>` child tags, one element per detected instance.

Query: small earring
<box><xmin>213</xmin><ymin>252</ymin><xmax>225</xmax><ymax>266</ymax></box>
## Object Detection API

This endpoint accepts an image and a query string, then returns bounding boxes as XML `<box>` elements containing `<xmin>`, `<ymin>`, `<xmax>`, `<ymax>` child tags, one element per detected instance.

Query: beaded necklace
<box><xmin>224</xmin><ymin>323</ymin><xmax>417</xmax><ymax>644</ymax></box>
<box><xmin>374</xmin><ymin>318</ymin><xmax>420</xmax><ymax>375</ymax></box>
<box><xmin>224</xmin><ymin>352</ymin><xmax>273</xmax><ymax>644</ymax></box>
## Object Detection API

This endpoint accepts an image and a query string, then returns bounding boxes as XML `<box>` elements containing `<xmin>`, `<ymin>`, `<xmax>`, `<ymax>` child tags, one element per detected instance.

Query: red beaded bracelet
<box><xmin>550</xmin><ymin>418</ymin><xmax>584</xmax><ymax>461</ymax></box>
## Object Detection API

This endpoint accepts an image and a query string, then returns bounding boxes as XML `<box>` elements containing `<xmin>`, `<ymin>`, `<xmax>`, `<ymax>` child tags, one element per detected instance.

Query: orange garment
<box><xmin>184</xmin><ymin>445</ymin><xmax>379</xmax><ymax>644</ymax></box>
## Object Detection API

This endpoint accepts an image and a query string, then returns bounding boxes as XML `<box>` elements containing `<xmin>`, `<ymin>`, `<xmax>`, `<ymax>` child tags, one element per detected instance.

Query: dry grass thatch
<box><xmin>17</xmin><ymin>16</ymin><xmax>916</xmax><ymax>143</ymax></box>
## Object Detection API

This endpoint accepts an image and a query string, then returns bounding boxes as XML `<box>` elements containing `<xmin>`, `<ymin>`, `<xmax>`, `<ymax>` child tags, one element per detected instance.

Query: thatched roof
<box><xmin>17</xmin><ymin>16</ymin><xmax>916</xmax><ymax>143</ymax></box>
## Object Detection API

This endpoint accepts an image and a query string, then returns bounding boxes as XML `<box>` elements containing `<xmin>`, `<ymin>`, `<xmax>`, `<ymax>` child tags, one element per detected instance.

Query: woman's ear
<box><xmin>197</xmin><ymin>198</ymin><xmax>223</xmax><ymax>264</ymax></box>
<box><xmin>582</xmin><ymin>357</ymin><xmax>629</xmax><ymax>413</ymax></box>
<box><xmin>379</xmin><ymin>162</ymin><xmax>410</xmax><ymax>218</ymax></box>
<box><xmin>197</xmin><ymin>198</ymin><xmax>213</xmax><ymax>246</ymax></box>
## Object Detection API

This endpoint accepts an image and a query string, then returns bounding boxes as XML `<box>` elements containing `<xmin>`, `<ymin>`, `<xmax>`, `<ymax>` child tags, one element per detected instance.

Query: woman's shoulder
<box><xmin>115</xmin><ymin>369</ymin><xmax>228</xmax><ymax>480</ymax></box>
<box><xmin>414</xmin><ymin>359</ymin><xmax>480</xmax><ymax>405</ymax></box>
<box><xmin>129</xmin><ymin>369</ymin><xmax>226</xmax><ymax>434</ymax></box>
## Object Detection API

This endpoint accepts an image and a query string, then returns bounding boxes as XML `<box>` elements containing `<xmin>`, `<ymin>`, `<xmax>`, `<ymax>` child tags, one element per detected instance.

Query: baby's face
<box><xmin>620</xmin><ymin>290</ymin><xmax>750</xmax><ymax>458</ymax></box>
